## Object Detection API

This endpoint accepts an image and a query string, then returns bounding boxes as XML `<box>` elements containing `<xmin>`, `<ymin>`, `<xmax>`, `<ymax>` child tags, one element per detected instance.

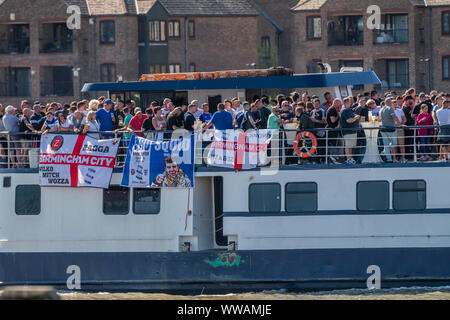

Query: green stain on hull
<box><xmin>204</xmin><ymin>253</ymin><xmax>245</xmax><ymax>268</ymax></box>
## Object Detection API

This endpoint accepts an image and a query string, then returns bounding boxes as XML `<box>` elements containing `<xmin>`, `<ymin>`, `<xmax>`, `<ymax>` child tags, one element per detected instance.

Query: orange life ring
<box><xmin>293</xmin><ymin>131</ymin><xmax>318</xmax><ymax>158</ymax></box>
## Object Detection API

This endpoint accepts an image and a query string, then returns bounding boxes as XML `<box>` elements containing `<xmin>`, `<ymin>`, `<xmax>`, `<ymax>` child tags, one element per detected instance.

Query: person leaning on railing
<box><xmin>436</xmin><ymin>100</ymin><xmax>450</xmax><ymax>162</ymax></box>
<box><xmin>340</xmin><ymin>97</ymin><xmax>360</xmax><ymax>165</ymax></box>
<box><xmin>82</xmin><ymin>111</ymin><xmax>101</xmax><ymax>140</ymax></box>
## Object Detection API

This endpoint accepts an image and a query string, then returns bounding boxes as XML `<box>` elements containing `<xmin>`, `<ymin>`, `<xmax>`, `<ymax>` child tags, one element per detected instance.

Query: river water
<box><xmin>59</xmin><ymin>286</ymin><xmax>450</xmax><ymax>300</ymax></box>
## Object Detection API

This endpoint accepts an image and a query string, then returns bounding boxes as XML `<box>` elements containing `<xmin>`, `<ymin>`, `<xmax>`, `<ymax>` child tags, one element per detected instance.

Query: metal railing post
<box><xmin>413</xmin><ymin>128</ymin><xmax>417</xmax><ymax>162</ymax></box>
<box><xmin>7</xmin><ymin>133</ymin><xmax>10</xmax><ymax>168</ymax></box>
<box><xmin>325</xmin><ymin>130</ymin><xmax>328</xmax><ymax>165</ymax></box>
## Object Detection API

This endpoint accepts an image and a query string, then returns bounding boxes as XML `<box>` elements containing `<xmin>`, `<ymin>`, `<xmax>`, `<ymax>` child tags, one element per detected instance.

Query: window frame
<box><xmin>188</xmin><ymin>20</ymin><xmax>195</xmax><ymax>38</ymax></box>
<box><xmin>15</xmin><ymin>185</ymin><xmax>41</xmax><ymax>215</ymax></box>
<box><xmin>149</xmin><ymin>20</ymin><xmax>167</xmax><ymax>42</ymax></box>
<box><xmin>248</xmin><ymin>183</ymin><xmax>281</xmax><ymax>214</ymax></box>
<box><xmin>393</xmin><ymin>180</ymin><xmax>426</xmax><ymax>212</ymax></box>
<box><xmin>103</xmin><ymin>186</ymin><xmax>130</xmax><ymax>215</ymax></box>
<box><xmin>168</xmin><ymin>20</ymin><xmax>180</xmax><ymax>38</ymax></box>
<box><xmin>169</xmin><ymin>63</ymin><xmax>181</xmax><ymax>73</ymax></box>
<box><xmin>443</xmin><ymin>56</ymin><xmax>450</xmax><ymax>80</ymax></box>
<box><xmin>100</xmin><ymin>63</ymin><xmax>116</xmax><ymax>82</ymax></box>
<box><xmin>385</xmin><ymin>58</ymin><xmax>409</xmax><ymax>89</ymax></box>
<box><xmin>356</xmin><ymin>180</ymin><xmax>390</xmax><ymax>212</ymax></box>
<box><xmin>133</xmin><ymin>188</ymin><xmax>161</xmax><ymax>215</ymax></box>
<box><xmin>442</xmin><ymin>11</ymin><xmax>450</xmax><ymax>35</ymax></box>
<box><xmin>285</xmin><ymin>182</ymin><xmax>318</xmax><ymax>214</ymax></box>
<box><xmin>261</xmin><ymin>36</ymin><xmax>270</xmax><ymax>59</ymax></box>
<box><xmin>306</xmin><ymin>15</ymin><xmax>322</xmax><ymax>40</ymax></box>
<box><xmin>100</xmin><ymin>20</ymin><xmax>115</xmax><ymax>44</ymax></box>
<box><xmin>189</xmin><ymin>63</ymin><xmax>196</xmax><ymax>72</ymax></box>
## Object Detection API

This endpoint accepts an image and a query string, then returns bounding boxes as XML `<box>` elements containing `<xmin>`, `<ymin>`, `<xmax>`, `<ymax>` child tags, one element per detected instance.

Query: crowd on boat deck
<box><xmin>0</xmin><ymin>88</ymin><xmax>450</xmax><ymax>168</ymax></box>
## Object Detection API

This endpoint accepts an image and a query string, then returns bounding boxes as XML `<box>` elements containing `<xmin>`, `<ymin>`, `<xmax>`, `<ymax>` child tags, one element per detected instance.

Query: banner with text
<box><xmin>207</xmin><ymin>130</ymin><xmax>274</xmax><ymax>170</ymax></box>
<box><xmin>39</xmin><ymin>134</ymin><xmax>120</xmax><ymax>188</ymax></box>
<box><xmin>121</xmin><ymin>135</ymin><xmax>195</xmax><ymax>189</ymax></box>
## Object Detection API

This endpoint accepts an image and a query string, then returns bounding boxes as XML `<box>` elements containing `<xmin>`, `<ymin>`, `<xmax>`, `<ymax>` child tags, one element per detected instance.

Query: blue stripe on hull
<box><xmin>1</xmin><ymin>248</ymin><xmax>450</xmax><ymax>293</ymax></box>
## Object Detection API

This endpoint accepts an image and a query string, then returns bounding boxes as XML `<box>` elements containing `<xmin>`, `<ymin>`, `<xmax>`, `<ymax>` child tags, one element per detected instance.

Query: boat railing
<box><xmin>0</xmin><ymin>125</ymin><xmax>449</xmax><ymax>170</ymax></box>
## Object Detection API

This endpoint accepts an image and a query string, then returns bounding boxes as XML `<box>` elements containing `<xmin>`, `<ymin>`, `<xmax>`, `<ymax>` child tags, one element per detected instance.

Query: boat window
<box><xmin>393</xmin><ymin>180</ymin><xmax>426</xmax><ymax>211</ymax></box>
<box><xmin>249</xmin><ymin>183</ymin><xmax>281</xmax><ymax>213</ymax></box>
<box><xmin>15</xmin><ymin>185</ymin><xmax>41</xmax><ymax>215</ymax></box>
<box><xmin>133</xmin><ymin>189</ymin><xmax>160</xmax><ymax>215</ymax></box>
<box><xmin>357</xmin><ymin>181</ymin><xmax>389</xmax><ymax>212</ymax></box>
<box><xmin>103</xmin><ymin>186</ymin><xmax>129</xmax><ymax>215</ymax></box>
<box><xmin>285</xmin><ymin>182</ymin><xmax>317</xmax><ymax>213</ymax></box>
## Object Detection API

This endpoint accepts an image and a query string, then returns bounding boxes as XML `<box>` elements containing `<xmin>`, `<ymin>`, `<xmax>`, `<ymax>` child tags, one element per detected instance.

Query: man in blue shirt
<box><xmin>96</xmin><ymin>99</ymin><xmax>116</xmax><ymax>138</ymax></box>
<box><xmin>204</xmin><ymin>103</ymin><xmax>233</xmax><ymax>131</ymax></box>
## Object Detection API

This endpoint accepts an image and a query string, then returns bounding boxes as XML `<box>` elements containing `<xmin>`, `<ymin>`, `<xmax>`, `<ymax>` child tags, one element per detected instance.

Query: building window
<box><xmin>103</xmin><ymin>186</ymin><xmax>129</xmax><ymax>215</ymax></box>
<box><xmin>168</xmin><ymin>20</ymin><xmax>180</xmax><ymax>38</ymax></box>
<box><xmin>40</xmin><ymin>66</ymin><xmax>73</xmax><ymax>96</ymax></box>
<box><xmin>261</xmin><ymin>37</ymin><xmax>270</xmax><ymax>58</ymax></box>
<box><xmin>100</xmin><ymin>21</ymin><xmax>115</xmax><ymax>43</ymax></box>
<box><xmin>0</xmin><ymin>23</ymin><xmax>30</xmax><ymax>54</ymax></box>
<box><xmin>443</xmin><ymin>56</ymin><xmax>450</xmax><ymax>80</ymax></box>
<box><xmin>328</xmin><ymin>15</ymin><xmax>364</xmax><ymax>46</ymax></box>
<box><xmin>373</xmin><ymin>14</ymin><xmax>408</xmax><ymax>44</ymax></box>
<box><xmin>15</xmin><ymin>185</ymin><xmax>40</xmax><ymax>215</ymax></box>
<box><xmin>40</xmin><ymin>22</ymin><xmax>73</xmax><ymax>53</ymax></box>
<box><xmin>189</xmin><ymin>63</ymin><xmax>196</xmax><ymax>72</ymax></box>
<box><xmin>169</xmin><ymin>64</ymin><xmax>181</xmax><ymax>73</ymax></box>
<box><xmin>249</xmin><ymin>183</ymin><xmax>281</xmax><ymax>213</ymax></box>
<box><xmin>0</xmin><ymin>67</ymin><xmax>31</xmax><ymax>97</ymax></box>
<box><xmin>133</xmin><ymin>189</ymin><xmax>160</xmax><ymax>215</ymax></box>
<box><xmin>149</xmin><ymin>64</ymin><xmax>167</xmax><ymax>74</ymax></box>
<box><xmin>357</xmin><ymin>181</ymin><xmax>389</xmax><ymax>212</ymax></box>
<box><xmin>386</xmin><ymin>59</ymin><xmax>409</xmax><ymax>88</ymax></box>
<box><xmin>393</xmin><ymin>180</ymin><xmax>426</xmax><ymax>211</ymax></box>
<box><xmin>443</xmin><ymin>11</ymin><xmax>450</xmax><ymax>35</ymax></box>
<box><xmin>188</xmin><ymin>20</ymin><xmax>195</xmax><ymax>38</ymax></box>
<box><xmin>307</xmin><ymin>16</ymin><xmax>322</xmax><ymax>39</ymax></box>
<box><xmin>149</xmin><ymin>21</ymin><xmax>166</xmax><ymax>42</ymax></box>
<box><xmin>100</xmin><ymin>63</ymin><xmax>116</xmax><ymax>82</ymax></box>
<box><xmin>285</xmin><ymin>183</ymin><xmax>317</xmax><ymax>213</ymax></box>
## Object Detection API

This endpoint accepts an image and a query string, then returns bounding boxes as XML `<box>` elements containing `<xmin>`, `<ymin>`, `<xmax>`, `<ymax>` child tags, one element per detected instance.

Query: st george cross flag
<box><xmin>39</xmin><ymin>134</ymin><xmax>120</xmax><ymax>188</ymax></box>
<box><xmin>207</xmin><ymin>129</ymin><xmax>274</xmax><ymax>170</ymax></box>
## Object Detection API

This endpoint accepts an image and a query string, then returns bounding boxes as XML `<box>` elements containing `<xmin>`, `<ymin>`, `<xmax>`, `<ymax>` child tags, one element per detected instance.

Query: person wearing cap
<box><xmin>127</xmin><ymin>107</ymin><xmax>148</xmax><ymax>137</ymax></box>
<box><xmin>96</xmin><ymin>99</ymin><xmax>116</xmax><ymax>138</ymax></box>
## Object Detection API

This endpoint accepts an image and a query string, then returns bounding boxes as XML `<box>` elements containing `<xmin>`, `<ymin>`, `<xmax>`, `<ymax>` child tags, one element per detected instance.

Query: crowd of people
<box><xmin>0</xmin><ymin>87</ymin><xmax>449</xmax><ymax>168</ymax></box>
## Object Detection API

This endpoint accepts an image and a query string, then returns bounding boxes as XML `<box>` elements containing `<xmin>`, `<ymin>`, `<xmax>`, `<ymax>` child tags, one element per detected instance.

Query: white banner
<box><xmin>207</xmin><ymin>130</ymin><xmax>274</xmax><ymax>170</ymax></box>
<box><xmin>39</xmin><ymin>134</ymin><xmax>120</xmax><ymax>188</ymax></box>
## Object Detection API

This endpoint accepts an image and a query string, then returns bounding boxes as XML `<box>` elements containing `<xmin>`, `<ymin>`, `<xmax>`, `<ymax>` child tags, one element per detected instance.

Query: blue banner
<box><xmin>121</xmin><ymin>135</ymin><xmax>195</xmax><ymax>188</ymax></box>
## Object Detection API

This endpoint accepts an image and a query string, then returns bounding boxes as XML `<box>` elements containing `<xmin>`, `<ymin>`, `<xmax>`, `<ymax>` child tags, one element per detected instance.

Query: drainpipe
<box><xmin>429</xmin><ymin>6</ymin><xmax>434</xmax><ymax>90</ymax></box>
<box><xmin>184</xmin><ymin>16</ymin><xmax>189</xmax><ymax>72</ymax></box>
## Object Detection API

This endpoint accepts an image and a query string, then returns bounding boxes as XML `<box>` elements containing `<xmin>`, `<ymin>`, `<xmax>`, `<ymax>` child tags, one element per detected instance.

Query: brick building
<box><xmin>291</xmin><ymin>0</ymin><xmax>450</xmax><ymax>93</ymax></box>
<box><xmin>138</xmin><ymin>0</ymin><xmax>261</xmax><ymax>75</ymax></box>
<box><xmin>0</xmin><ymin>0</ymin><xmax>139</xmax><ymax>106</ymax></box>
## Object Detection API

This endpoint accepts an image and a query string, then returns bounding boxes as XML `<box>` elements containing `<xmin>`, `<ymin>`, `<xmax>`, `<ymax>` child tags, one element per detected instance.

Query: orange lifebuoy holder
<box><xmin>293</xmin><ymin>131</ymin><xmax>318</xmax><ymax>158</ymax></box>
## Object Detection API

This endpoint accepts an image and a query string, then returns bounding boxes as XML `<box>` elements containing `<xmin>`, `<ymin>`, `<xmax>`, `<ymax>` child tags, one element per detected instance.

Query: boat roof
<box><xmin>81</xmin><ymin>70</ymin><xmax>380</xmax><ymax>92</ymax></box>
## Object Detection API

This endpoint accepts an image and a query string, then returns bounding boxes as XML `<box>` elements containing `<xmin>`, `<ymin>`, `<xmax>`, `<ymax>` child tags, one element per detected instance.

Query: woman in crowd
<box><xmin>83</xmin><ymin>111</ymin><xmax>101</xmax><ymax>140</ymax></box>
<box><xmin>89</xmin><ymin>99</ymin><xmax>100</xmax><ymax>112</ymax></box>
<box><xmin>56</xmin><ymin>112</ymin><xmax>72</xmax><ymax>132</ymax></box>
<box><xmin>416</xmin><ymin>103</ymin><xmax>433</xmax><ymax>161</ymax></box>
<box><xmin>152</xmin><ymin>107</ymin><xmax>167</xmax><ymax>140</ymax></box>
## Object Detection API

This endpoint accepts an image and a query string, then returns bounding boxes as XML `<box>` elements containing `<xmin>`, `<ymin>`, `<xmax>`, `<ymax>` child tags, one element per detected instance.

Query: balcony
<box><xmin>0</xmin><ymin>80</ymin><xmax>32</xmax><ymax>97</ymax></box>
<box><xmin>328</xmin><ymin>30</ymin><xmax>363</xmax><ymax>46</ymax></box>
<box><xmin>39</xmin><ymin>23</ymin><xmax>73</xmax><ymax>53</ymax></box>
<box><xmin>40</xmin><ymin>81</ymin><xmax>73</xmax><ymax>96</ymax></box>
<box><xmin>373</xmin><ymin>28</ymin><xmax>408</xmax><ymax>44</ymax></box>
<box><xmin>0</xmin><ymin>38</ymin><xmax>30</xmax><ymax>54</ymax></box>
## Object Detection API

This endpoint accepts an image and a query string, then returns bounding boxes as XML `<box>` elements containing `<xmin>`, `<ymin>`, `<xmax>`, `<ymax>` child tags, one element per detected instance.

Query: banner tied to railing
<box><xmin>207</xmin><ymin>129</ymin><xmax>274</xmax><ymax>170</ymax></box>
<box><xmin>39</xmin><ymin>134</ymin><xmax>120</xmax><ymax>188</ymax></box>
<box><xmin>121</xmin><ymin>135</ymin><xmax>195</xmax><ymax>189</ymax></box>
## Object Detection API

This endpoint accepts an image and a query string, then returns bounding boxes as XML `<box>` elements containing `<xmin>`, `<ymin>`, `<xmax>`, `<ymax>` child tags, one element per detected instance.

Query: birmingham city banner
<box><xmin>39</xmin><ymin>134</ymin><xmax>120</xmax><ymax>188</ymax></box>
<box><xmin>121</xmin><ymin>135</ymin><xmax>195</xmax><ymax>189</ymax></box>
<box><xmin>206</xmin><ymin>129</ymin><xmax>274</xmax><ymax>170</ymax></box>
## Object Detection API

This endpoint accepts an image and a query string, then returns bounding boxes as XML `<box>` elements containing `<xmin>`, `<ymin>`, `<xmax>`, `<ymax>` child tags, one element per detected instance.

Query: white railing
<box><xmin>0</xmin><ymin>125</ymin><xmax>449</xmax><ymax>170</ymax></box>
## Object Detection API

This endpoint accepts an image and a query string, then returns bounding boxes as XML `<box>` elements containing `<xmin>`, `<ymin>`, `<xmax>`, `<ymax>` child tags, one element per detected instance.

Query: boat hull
<box><xmin>1</xmin><ymin>247</ymin><xmax>450</xmax><ymax>293</ymax></box>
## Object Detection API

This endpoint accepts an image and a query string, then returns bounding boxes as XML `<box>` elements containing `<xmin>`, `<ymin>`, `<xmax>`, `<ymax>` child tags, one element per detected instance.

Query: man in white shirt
<box><xmin>436</xmin><ymin>100</ymin><xmax>450</xmax><ymax>161</ymax></box>
<box><xmin>393</xmin><ymin>99</ymin><xmax>407</xmax><ymax>163</ymax></box>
